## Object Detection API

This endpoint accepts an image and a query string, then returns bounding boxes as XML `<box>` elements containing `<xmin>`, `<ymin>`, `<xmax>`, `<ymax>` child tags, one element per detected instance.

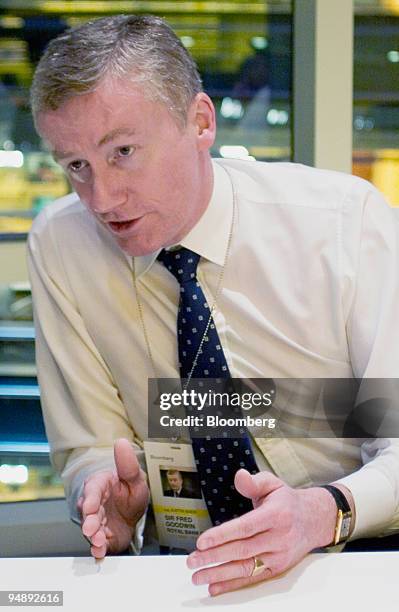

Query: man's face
<box><xmin>167</xmin><ymin>472</ymin><xmax>183</xmax><ymax>492</ymax></box>
<box><xmin>36</xmin><ymin>78</ymin><xmax>215</xmax><ymax>256</ymax></box>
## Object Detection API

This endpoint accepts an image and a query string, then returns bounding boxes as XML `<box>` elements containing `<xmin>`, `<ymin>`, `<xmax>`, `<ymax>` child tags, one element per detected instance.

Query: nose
<box><xmin>85</xmin><ymin>172</ymin><xmax>127</xmax><ymax>215</ymax></box>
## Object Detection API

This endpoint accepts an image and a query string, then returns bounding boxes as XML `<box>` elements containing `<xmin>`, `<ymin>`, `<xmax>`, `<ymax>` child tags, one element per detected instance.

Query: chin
<box><xmin>117</xmin><ymin>236</ymin><xmax>164</xmax><ymax>257</ymax></box>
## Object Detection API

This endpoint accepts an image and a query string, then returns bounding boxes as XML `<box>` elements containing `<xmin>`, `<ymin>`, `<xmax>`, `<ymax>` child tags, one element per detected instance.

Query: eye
<box><xmin>67</xmin><ymin>159</ymin><xmax>88</xmax><ymax>174</ymax></box>
<box><xmin>116</xmin><ymin>145</ymin><xmax>135</xmax><ymax>158</ymax></box>
<box><xmin>66</xmin><ymin>159</ymin><xmax>91</xmax><ymax>183</ymax></box>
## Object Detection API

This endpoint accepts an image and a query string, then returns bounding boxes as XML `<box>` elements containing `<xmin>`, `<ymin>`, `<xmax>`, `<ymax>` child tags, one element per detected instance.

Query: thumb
<box><xmin>234</xmin><ymin>468</ymin><xmax>284</xmax><ymax>502</ymax></box>
<box><xmin>114</xmin><ymin>438</ymin><xmax>140</xmax><ymax>485</ymax></box>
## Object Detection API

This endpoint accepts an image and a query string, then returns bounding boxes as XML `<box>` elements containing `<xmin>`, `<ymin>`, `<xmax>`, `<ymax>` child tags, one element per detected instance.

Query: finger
<box><xmin>82</xmin><ymin>513</ymin><xmax>102</xmax><ymax>539</ymax></box>
<box><xmin>91</xmin><ymin>542</ymin><xmax>107</xmax><ymax>560</ymax></box>
<box><xmin>90</xmin><ymin>527</ymin><xmax>107</xmax><ymax>548</ymax></box>
<box><xmin>114</xmin><ymin>438</ymin><xmax>141</xmax><ymax>485</ymax></box>
<box><xmin>192</xmin><ymin>554</ymin><xmax>272</xmax><ymax>586</ymax></box>
<box><xmin>82</xmin><ymin>473</ymin><xmax>112</xmax><ymax>517</ymax></box>
<box><xmin>209</xmin><ymin>567</ymin><xmax>273</xmax><ymax>597</ymax></box>
<box><xmin>84</xmin><ymin>502</ymin><xmax>106</xmax><ymax>523</ymax></box>
<box><xmin>188</xmin><ymin>529</ymin><xmax>272</xmax><ymax>569</ymax></box>
<box><xmin>234</xmin><ymin>469</ymin><xmax>283</xmax><ymax>502</ymax></box>
<box><xmin>195</xmin><ymin>506</ymin><xmax>268</xmax><ymax>551</ymax></box>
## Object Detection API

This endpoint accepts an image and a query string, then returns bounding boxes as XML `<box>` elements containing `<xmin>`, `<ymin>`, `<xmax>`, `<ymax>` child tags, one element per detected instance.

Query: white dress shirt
<box><xmin>27</xmin><ymin>158</ymin><xmax>399</xmax><ymax>544</ymax></box>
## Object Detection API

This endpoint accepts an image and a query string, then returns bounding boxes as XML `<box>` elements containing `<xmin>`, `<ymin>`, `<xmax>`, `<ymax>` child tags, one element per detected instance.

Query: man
<box><xmin>28</xmin><ymin>14</ymin><xmax>399</xmax><ymax>596</ymax></box>
<box><xmin>164</xmin><ymin>470</ymin><xmax>191</xmax><ymax>498</ymax></box>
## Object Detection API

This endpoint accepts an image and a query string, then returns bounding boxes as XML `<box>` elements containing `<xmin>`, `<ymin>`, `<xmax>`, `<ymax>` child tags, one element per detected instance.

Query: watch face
<box><xmin>341</xmin><ymin>515</ymin><xmax>351</xmax><ymax>539</ymax></box>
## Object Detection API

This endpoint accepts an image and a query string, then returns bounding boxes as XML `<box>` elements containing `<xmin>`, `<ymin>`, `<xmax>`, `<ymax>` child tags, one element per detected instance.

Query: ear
<box><xmin>188</xmin><ymin>92</ymin><xmax>216</xmax><ymax>151</ymax></box>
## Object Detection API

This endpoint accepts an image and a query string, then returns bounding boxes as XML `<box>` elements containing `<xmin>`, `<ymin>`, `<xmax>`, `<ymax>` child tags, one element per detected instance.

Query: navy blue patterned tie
<box><xmin>158</xmin><ymin>247</ymin><xmax>258</xmax><ymax>525</ymax></box>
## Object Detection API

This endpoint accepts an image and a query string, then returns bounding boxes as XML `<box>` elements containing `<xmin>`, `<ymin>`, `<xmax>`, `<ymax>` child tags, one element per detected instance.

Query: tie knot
<box><xmin>157</xmin><ymin>247</ymin><xmax>200</xmax><ymax>284</ymax></box>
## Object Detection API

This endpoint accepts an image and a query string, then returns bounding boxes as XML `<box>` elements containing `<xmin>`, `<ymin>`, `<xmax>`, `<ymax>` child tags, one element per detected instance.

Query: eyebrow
<box><xmin>52</xmin><ymin>127</ymin><xmax>137</xmax><ymax>161</ymax></box>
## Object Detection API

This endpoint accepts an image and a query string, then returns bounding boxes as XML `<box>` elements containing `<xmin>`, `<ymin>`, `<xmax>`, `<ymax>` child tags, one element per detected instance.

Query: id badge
<box><xmin>143</xmin><ymin>440</ymin><xmax>212</xmax><ymax>552</ymax></box>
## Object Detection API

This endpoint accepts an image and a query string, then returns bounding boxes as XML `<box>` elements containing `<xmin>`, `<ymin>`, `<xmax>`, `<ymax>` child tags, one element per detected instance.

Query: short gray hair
<box><xmin>166</xmin><ymin>469</ymin><xmax>182</xmax><ymax>477</ymax></box>
<box><xmin>30</xmin><ymin>14</ymin><xmax>203</xmax><ymax>127</ymax></box>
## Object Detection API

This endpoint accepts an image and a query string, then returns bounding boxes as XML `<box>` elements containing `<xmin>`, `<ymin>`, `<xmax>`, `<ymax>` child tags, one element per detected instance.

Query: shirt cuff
<box><xmin>335</xmin><ymin>466</ymin><xmax>397</xmax><ymax>539</ymax></box>
<box><xmin>128</xmin><ymin>510</ymin><xmax>147</xmax><ymax>555</ymax></box>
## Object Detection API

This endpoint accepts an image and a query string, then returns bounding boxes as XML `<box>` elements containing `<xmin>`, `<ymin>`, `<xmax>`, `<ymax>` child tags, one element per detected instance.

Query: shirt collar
<box><xmin>129</xmin><ymin>159</ymin><xmax>233</xmax><ymax>279</ymax></box>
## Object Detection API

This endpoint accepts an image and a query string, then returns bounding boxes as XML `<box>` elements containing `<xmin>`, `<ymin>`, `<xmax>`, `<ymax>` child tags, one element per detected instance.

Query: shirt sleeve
<box><xmin>27</xmin><ymin>209</ymin><xmax>148</xmax><ymax>552</ymax></box>
<box><xmin>337</xmin><ymin>184</ymin><xmax>399</xmax><ymax>538</ymax></box>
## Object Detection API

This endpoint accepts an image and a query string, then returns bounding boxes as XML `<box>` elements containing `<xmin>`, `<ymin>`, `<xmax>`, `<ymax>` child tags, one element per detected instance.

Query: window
<box><xmin>353</xmin><ymin>0</ymin><xmax>399</xmax><ymax>206</ymax></box>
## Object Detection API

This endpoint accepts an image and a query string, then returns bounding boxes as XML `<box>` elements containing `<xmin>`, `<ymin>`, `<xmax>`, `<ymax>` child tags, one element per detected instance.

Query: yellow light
<box><xmin>382</xmin><ymin>0</ymin><xmax>399</xmax><ymax>15</ymax></box>
<box><xmin>180</xmin><ymin>36</ymin><xmax>195</xmax><ymax>49</ymax></box>
<box><xmin>0</xmin><ymin>17</ymin><xmax>23</xmax><ymax>29</ymax></box>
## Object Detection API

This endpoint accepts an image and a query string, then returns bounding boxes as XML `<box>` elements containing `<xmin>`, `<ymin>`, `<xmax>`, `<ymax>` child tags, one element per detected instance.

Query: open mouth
<box><xmin>108</xmin><ymin>219</ymin><xmax>138</xmax><ymax>232</ymax></box>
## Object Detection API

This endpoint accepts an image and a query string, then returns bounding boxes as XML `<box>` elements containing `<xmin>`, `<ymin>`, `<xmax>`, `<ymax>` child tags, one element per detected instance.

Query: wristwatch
<box><xmin>320</xmin><ymin>484</ymin><xmax>352</xmax><ymax>545</ymax></box>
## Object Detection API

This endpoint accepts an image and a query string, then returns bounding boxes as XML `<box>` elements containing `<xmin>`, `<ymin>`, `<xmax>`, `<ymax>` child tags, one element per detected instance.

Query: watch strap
<box><xmin>320</xmin><ymin>485</ymin><xmax>351</xmax><ymax>512</ymax></box>
<box><xmin>320</xmin><ymin>485</ymin><xmax>352</xmax><ymax>545</ymax></box>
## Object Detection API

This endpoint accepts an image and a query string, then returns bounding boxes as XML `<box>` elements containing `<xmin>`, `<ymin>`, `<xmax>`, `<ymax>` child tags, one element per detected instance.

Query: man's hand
<box><xmin>187</xmin><ymin>469</ymin><xmax>338</xmax><ymax>596</ymax></box>
<box><xmin>77</xmin><ymin>438</ymin><xmax>150</xmax><ymax>559</ymax></box>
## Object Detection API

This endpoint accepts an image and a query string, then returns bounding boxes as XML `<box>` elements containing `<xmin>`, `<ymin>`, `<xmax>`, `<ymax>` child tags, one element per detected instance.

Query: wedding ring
<box><xmin>251</xmin><ymin>556</ymin><xmax>267</xmax><ymax>577</ymax></box>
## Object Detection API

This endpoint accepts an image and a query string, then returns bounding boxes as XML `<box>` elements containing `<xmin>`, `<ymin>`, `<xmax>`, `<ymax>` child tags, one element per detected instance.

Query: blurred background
<box><xmin>0</xmin><ymin>0</ymin><xmax>398</xmax><ymax>555</ymax></box>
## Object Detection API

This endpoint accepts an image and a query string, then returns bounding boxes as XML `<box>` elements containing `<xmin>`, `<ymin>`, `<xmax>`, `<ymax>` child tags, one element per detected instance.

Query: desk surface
<box><xmin>0</xmin><ymin>552</ymin><xmax>398</xmax><ymax>611</ymax></box>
